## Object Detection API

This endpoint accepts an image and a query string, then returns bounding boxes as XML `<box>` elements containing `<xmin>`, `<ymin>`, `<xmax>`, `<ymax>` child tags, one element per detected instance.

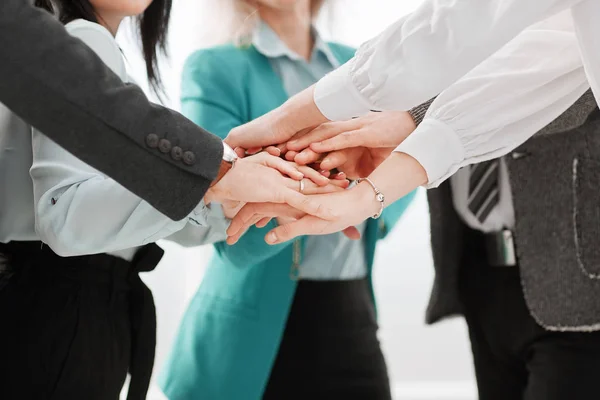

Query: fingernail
<box><xmin>266</xmin><ymin>232</ymin><xmax>278</xmax><ymax>244</ymax></box>
<box><xmin>289</xmin><ymin>140</ymin><xmax>297</xmax><ymax>146</ymax></box>
<box><xmin>273</xmin><ymin>148</ymin><xmax>281</xmax><ymax>155</ymax></box>
<box><xmin>320</xmin><ymin>170</ymin><xmax>328</xmax><ymax>175</ymax></box>
<box><xmin>322</xmin><ymin>158</ymin><xmax>330</xmax><ymax>165</ymax></box>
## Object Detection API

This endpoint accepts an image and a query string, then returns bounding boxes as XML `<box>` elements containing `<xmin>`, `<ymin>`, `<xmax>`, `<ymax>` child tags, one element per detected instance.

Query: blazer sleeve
<box><xmin>0</xmin><ymin>0</ymin><xmax>223</xmax><ymax>221</ymax></box>
<box><xmin>181</xmin><ymin>49</ymin><xmax>297</xmax><ymax>266</ymax></box>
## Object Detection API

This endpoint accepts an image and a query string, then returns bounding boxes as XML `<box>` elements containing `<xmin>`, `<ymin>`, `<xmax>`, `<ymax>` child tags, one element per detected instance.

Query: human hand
<box><xmin>225</xmin><ymin>86</ymin><xmax>328</xmax><ymax>151</ymax></box>
<box><xmin>227</xmin><ymin>152</ymin><xmax>428</xmax><ymax>245</ymax></box>
<box><xmin>282</xmin><ymin>111</ymin><xmax>416</xmax><ymax>179</ymax></box>
<box><xmin>287</xmin><ymin>110</ymin><xmax>416</xmax><ymax>154</ymax></box>
<box><xmin>206</xmin><ymin>152</ymin><xmax>349</xmax><ymax>219</ymax></box>
<box><xmin>226</xmin><ymin>182</ymin><xmax>378</xmax><ymax>245</ymax></box>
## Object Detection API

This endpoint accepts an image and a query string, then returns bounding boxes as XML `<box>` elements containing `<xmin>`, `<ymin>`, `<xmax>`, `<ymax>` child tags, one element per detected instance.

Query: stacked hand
<box><xmin>220</xmin><ymin>86</ymin><xmax>428</xmax><ymax>245</ymax></box>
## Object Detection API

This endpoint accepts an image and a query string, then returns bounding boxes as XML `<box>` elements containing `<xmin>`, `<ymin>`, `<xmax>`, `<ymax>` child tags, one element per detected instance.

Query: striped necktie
<box><xmin>468</xmin><ymin>160</ymin><xmax>500</xmax><ymax>223</ymax></box>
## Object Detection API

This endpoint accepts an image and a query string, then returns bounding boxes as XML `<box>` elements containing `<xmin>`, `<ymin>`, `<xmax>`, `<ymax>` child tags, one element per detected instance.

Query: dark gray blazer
<box><xmin>426</xmin><ymin>91</ymin><xmax>600</xmax><ymax>331</ymax></box>
<box><xmin>0</xmin><ymin>0</ymin><xmax>223</xmax><ymax>221</ymax></box>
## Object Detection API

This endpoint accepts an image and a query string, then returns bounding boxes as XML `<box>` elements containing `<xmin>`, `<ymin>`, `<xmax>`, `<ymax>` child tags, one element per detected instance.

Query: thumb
<box><xmin>282</xmin><ymin>190</ymin><xmax>335</xmax><ymax>220</ymax></box>
<box><xmin>311</xmin><ymin>130</ymin><xmax>364</xmax><ymax>153</ymax></box>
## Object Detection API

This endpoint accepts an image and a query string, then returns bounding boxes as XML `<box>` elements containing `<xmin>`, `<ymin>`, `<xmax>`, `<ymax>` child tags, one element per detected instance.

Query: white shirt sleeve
<box><xmin>314</xmin><ymin>0</ymin><xmax>584</xmax><ymax>121</ymax></box>
<box><xmin>30</xmin><ymin>20</ymin><xmax>229</xmax><ymax>256</ymax></box>
<box><xmin>394</xmin><ymin>12</ymin><xmax>589</xmax><ymax>187</ymax></box>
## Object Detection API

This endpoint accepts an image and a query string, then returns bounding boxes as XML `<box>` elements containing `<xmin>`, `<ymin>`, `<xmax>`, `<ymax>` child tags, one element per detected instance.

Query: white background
<box><xmin>118</xmin><ymin>1</ymin><xmax>477</xmax><ymax>399</ymax></box>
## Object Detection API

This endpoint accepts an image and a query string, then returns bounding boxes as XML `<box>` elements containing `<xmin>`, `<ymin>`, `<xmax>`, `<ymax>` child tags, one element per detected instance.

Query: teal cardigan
<box><xmin>159</xmin><ymin>43</ymin><xmax>416</xmax><ymax>400</ymax></box>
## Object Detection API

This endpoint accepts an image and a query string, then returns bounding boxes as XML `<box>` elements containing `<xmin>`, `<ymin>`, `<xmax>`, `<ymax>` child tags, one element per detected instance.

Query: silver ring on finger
<box><xmin>299</xmin><ymin>179</ymin><xmax>305</xmax><ymax>193</ymax></box>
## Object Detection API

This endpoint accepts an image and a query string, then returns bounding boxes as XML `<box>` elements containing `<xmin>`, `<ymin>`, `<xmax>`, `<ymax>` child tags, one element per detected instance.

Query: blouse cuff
<box><xmin>189</xmin><ymin>199</ymin><xmax>218</xmax><ymax>226</ymax></box>
<box><xmin>314</xmin><ymin>61</ymin><xmax>374</xmax><ymax>121</ymax></box>
<box><xmin>394</xmin><ymin>118</ymin><xmax>465</xmax><ymax>188</ymax></box>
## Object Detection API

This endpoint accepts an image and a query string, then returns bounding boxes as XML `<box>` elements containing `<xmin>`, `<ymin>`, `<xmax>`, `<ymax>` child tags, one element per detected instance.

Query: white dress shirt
<box><xmin>313</xmin><ymin>1</ymin><xmax>596</xmax><ymax>188</ymax></box>
<box><xmin>21</xmin><ymin>19</ymin><xmax>228</xmax><ymax>259</ymax></box>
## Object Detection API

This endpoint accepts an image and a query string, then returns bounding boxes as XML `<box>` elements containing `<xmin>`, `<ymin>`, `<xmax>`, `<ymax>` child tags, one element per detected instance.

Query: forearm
<box><xmin>314</xmin><ymin>0</ymin><xmax>581</xmax><ymax>121</ymax></box>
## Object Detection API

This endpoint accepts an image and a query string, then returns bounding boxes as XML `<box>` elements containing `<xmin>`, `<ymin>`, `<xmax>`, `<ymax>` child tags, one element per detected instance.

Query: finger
<box><xmin>256</xmin><ymin>217</ymin><xmax>272</xmax><ymax>228</ymax></box>
<box><xmin>226</xmin><ymin>227</ymin><xmax>249</xmax><ymax>245</ymax></box>
<box><xmin>226</xmin><ymin>203</ymin><xmax>260</xmax><ymax>237</ymax></box>
<box><xmin>287</xmin><ymin>120</ymin><xmax>360</xmax><ymax>151</ymax></box>
<box><xmin>284</xmin><ymin>150</ymin><xmax>298</xmax><ymax>161</ymax></box>
<box><xmin>264</xmin><ymin>146</ymin><xmax>281</xmax><ymax>157</ymax></box>
<box><xmin>294</xmin><ymin>148</ymin><xmax>325</xmax><ymax>166</ymax></box>
<box><xmin>228</xmin><ymin>202</ymin><xmax>304</xmax><ymax>238</ymax></box>
<box><xmin>228</xmin><ymin>211</ymin><xmax>268</xmax><ymax>244</ymax></box>
<box><xmin>297</xmin><ymin>165</ymin><xmax>329</xmax><ymax>186</ymax></box>
<box><xmin>319</xmin><ymin>150</ymin><xmax>349</xmax><ymax>171</ymax></box>
<box><xmin>245</xmin><ymin>147</ymin><xmax>263</xmax><ymax>155</ymax></box>
<box><xmin>260</xmin><ymin>155</ymin><xmax>304</xmax><ymax>180</ymax></box>
<box><xmin>276</xmin><ymin>143</ymin><xmax>288</xmax><ymax>154</ymax></box>
<box><xmin>265</xmin><ymin>216</ymin><xmax>321</xmax><ymax>244</ymax></box>
<box><xmin>342</xmin><ymin>226</ymin><xmax>361</xmax><ymax>240</ymax></box>
<box><xmin>287</xmin><ymin>179</ymin><xmax>346</xmax><ymax>195</ymax></box>
<box><xmin>332</xmin><ymin>171</ymin><xmax>347</xmax><ymax>180</ymax></box>
<box><xmin>324</xmin><ymin>178</ymin><xmax>349</xmax><ymax>189</ymax></box>
<box><xmin>281</xmin><ymin>190</ymin><xmax>334</xmax><ymax>220</ymax></box>
<box><xmin>233</xmin><ymin>147</ymin><xmax>247</xmax><ymax>158</ymax></box>
<box><xmin>310</xmin><ymin>129</ymin><xmax>365</xmax><ymax>153</ymax></box>
<box><xmin>230</xmin><ymin>213</ymin><xmax>264</xmax><ymax>242</ymax></box>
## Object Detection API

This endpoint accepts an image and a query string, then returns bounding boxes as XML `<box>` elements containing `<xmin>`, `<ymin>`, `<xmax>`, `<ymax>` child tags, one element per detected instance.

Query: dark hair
<box><xmin>35</xmin><ymin>0</ymin><xmax>172</xmax><ymax>94</ymax></box>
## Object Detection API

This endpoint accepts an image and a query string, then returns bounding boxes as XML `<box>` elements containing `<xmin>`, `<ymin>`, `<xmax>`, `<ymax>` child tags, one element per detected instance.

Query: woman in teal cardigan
<box><xmin>160</xmin><ymin>1</ymin><xmax>416</xmax><ymax>399</ymax></box>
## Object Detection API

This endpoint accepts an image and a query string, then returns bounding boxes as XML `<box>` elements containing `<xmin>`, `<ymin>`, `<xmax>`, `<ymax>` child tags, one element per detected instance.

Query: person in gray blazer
<box><xmin>423</xmin><ymin>92</ymin><xmax>600</xmax><ymax>400</ymax></box>
<box><xmin>0</xmin><ymin>0</ymin><xmax>330</xmax><ymax>222</ymax></box>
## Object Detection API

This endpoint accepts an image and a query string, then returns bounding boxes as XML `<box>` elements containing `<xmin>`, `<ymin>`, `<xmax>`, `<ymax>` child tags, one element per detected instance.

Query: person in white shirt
<box><xmin>222</xmin><ymin>10</ymin><xmax>600</xmax><ymax>399</ymax></box>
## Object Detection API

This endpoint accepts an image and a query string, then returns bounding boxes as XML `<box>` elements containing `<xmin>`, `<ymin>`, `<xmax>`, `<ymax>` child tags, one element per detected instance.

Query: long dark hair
<box><xmin>35</xmin><ymin>0</ymin><xmax>172</xmax><ymax>94</ymax></box>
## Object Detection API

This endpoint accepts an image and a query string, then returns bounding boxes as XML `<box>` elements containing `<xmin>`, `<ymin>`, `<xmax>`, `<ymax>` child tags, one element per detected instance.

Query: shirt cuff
<box><xmin>314</xmin><ymin>61</ymin><xmax>374</xmax><ymax>121</ymax></box>
<box><xmin>394</xmin><ymin>119</ymin><xmax>465</xmax><ymax>188</ymax></box>
<box><xmin>189</xmin><ymin>199</ymin><xmax>214</xmax><ymax>226</ymax></box>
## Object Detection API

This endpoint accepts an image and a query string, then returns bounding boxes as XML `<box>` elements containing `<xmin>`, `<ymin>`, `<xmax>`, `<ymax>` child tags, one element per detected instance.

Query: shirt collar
<box><xmin>252</xmin><ymin>20</ymin><xmax>340</xmax><ymax>68</ymax></box>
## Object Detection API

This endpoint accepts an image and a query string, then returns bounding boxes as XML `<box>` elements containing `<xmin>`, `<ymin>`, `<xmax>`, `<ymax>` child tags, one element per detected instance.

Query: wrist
<box><xmin>210</xmin><ymin>160</ymin><xmax>233</xmax><ymax>188</ymax></box>
<box><xmin>407</xmin><ymin>97</ymin><xmax>435</xmax><ymax>127</ymax></box>
<box><xmin>353</xmin><ymin>180</ymin><xmax>383</xmax><ymax>220</ymax></box>
<box><xmin>282</xmin><ymin>86</ymin><xmax>329</xmax><ymax>132</ymax></box>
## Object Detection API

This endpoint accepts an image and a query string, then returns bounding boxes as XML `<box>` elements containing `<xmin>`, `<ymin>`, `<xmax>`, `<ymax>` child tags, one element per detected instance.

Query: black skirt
<box><xmin>263</xmin><ymin>278</ymin><xmax>392</xmax><ymax>400</ymax></box>
<box><xmin>0</xmin><ymin>241</ymin><xmax>163</xmax><ymax>400</ymax></box>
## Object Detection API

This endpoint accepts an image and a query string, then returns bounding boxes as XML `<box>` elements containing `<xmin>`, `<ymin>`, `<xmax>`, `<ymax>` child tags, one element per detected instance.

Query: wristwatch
<box><xmin>210</xmin><ymin>141</ymin><xmax>239</xmax><ymax>187</ymax></box>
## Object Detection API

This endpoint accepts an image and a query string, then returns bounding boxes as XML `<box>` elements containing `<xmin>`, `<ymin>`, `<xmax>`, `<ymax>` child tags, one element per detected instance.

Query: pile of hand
<box><xmin>205</xmin><ymin>87</ymin><xmax>426</xmax><ymax>246</ymax></box>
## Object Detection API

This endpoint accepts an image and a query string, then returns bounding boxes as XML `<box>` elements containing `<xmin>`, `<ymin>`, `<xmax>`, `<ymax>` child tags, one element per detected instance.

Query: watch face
<box><xmin>222</xmin><ymin>142</ymin><xmax>238</xmax><ymax>163</ymax></box>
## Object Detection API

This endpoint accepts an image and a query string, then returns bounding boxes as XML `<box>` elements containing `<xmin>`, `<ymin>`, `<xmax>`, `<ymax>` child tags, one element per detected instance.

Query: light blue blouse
<box><xmin>253</xmin><ymin>22</ymin><xmax>368</xmax><ymax>280</ymax></box>
<box><xmin>0</xmin><ymin>19</ymin><xmax>228</xmax><ymax>260</ymax></box>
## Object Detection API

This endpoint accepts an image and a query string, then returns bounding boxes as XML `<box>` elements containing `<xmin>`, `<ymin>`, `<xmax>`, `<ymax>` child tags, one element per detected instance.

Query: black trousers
<box><xmin>0</xmin><ymin>241</ymin><xmax>162</xmax><ymax>400</ymax></box>
<box><xmin>262</xmin><ymin>279</ymin><xmax>392</xmax><ymax>400</ymax></box>
<box><xmin>459</xmin><ymin>231</ymin><xmax>600</xmax><ymax>400</ymax></box>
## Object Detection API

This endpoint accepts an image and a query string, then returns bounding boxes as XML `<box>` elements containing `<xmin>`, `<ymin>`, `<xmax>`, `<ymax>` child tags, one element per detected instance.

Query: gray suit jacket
<box><xmin>0</xmin><ymin>0</ymin><xmax>223</xmax><ymax>221</ymax></box>
<box><xmin>426</xmin><ymin>91</ymin><xmax>600</xmax><ymax>331</ymax></box>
